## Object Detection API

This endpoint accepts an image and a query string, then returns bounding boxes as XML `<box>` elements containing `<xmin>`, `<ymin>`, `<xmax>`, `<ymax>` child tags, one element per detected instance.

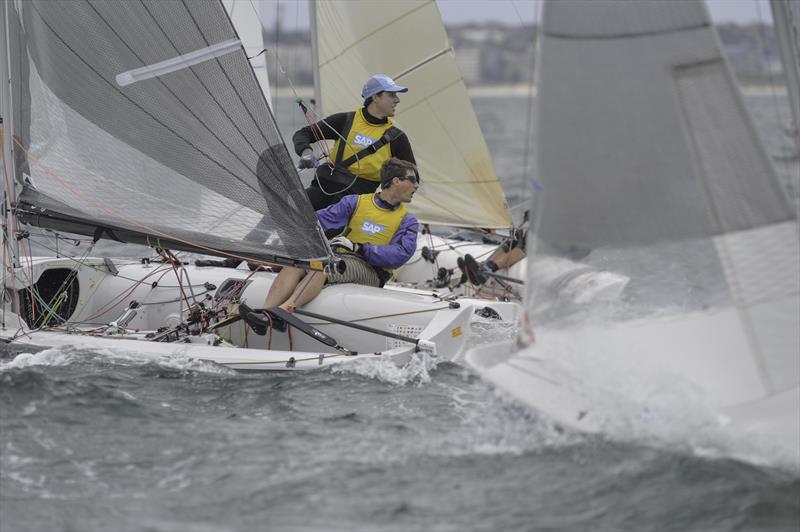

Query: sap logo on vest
<box><xmin>361</xmin><ymin>220</ymin><xmax>386</xmax><ymax>235</ymax></box>
<box><xmin>353</xmin><ymin>134</ymin><xmax>376</xmax><ymax>148</ymax></box>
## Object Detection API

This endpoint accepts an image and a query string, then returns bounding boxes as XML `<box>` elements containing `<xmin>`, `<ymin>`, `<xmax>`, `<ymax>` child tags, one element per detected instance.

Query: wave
<box><xmin>0</xmin><ymin>345</ymin><xmax>237</xmax><ymax>376</ymax></box>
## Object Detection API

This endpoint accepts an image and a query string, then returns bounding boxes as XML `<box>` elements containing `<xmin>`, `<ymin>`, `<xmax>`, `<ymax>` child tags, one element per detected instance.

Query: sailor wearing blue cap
<box><xmin>293</xmin><ymin>74</ymin><xmax>417</xmax><ymax>210</ymax></box>
<box><xmin>360</xmin><ymin>74</ymin><xmax>408</xmax><ymax>99</ymax></box>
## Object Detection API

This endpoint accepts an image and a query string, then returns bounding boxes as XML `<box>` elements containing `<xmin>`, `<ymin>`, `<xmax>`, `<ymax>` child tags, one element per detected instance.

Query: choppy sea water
<box><xmin>2</xmin><ymin>342</ymin><xmax>799</xmax><ymax>532</ymax></box>
<box><xmin>2</xmin><ymin>92</ymin><xmax>799</xmax><ymax>531</ymax></box>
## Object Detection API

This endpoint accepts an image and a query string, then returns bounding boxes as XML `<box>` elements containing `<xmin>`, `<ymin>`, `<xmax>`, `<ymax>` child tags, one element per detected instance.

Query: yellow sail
<box><xmin>313</xmin><ymin>0</ymin><xmax>513</xmax><ymax>228</ymax></box>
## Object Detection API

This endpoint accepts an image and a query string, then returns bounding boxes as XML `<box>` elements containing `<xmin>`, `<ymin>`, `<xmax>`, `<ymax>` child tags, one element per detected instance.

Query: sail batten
<box><xmin>542</xmin><ymin>23</ymin><xmax>710</xmax><ymax>40</ymax></box>
<box><xmin>9</xmin><ymin>0</ymin><xmax>327</xmax><ymax>263</ymax></box>
<box><xmin>393</xmin><ymin>48</ymin><xmax>452</xmax><ymax>80</ymax></box>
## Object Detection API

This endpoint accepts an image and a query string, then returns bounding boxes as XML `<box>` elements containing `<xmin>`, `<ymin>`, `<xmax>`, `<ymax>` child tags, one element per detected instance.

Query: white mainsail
<box><xmin>223</xmin><ymin>0</ymin><xmax>273</xmax><ymax>109</ymax></box>
<box><xmin>8</xmin><ymin>0</ymin><xmax>327</xmax><ymax>264</ymax></box>
<box><xmin>311</xmin><ymin>0</ymin><xmax>513</xmax><ymax>229</ymax></box>
<box><xmin>465</xmin><ymin>0</ymin><xmax>800</xmax><ymax>462</ymax></box>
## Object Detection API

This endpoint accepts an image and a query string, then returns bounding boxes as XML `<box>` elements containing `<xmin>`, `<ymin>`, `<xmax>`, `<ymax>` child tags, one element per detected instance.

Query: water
<box><xmin>2</xmin><ymin>351</ymin><xmax>798</xmax><ymax>532</ymax></box>
<box><xmin>2</xmin><ymin>92</ymin><xmax>799</xmax><ymax>531</ymax></box>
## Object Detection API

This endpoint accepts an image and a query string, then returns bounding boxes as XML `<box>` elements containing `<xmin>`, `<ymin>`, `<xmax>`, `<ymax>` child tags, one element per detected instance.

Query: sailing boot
<box><xmin>455</xmin><ymin>257</ymin><xmax>468</xmax><ymax>286</ymax></box>
<box><xmin>463</xmin><ymin>254</ymin><xmax>488</xmax><ymax>286</ymax></box>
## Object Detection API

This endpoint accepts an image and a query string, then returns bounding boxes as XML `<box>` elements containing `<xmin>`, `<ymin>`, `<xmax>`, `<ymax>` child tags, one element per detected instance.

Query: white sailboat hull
<box><xmin>3</xmin><ymin>307</ymin><xmax>467</xmax><ymax>371</ymax></box>
<box><xmin>464</xmin><ymin>306</ymin><xmax>800</xmax><ymax>463</ymax></box>
<box><xmin>1</xmin><ymin>258</ymin><xmax>515</xmax><ymax>371</ymax></box>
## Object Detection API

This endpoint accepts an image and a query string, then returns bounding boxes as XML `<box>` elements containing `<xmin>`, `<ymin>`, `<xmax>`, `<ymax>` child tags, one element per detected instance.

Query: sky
<box><xmin>262</xmin><ymin>0</ymin><xmax>774</xmax><ymax>29</ymax></box>
<box><xmin>436</xmin><ymin>0</ymin><xmax>773</xmax><ymax>25</ymax></box>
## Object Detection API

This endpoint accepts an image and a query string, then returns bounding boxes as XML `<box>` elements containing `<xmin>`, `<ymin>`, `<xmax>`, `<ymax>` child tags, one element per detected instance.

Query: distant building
<box><xmin>261</xmin><ymin>22</ymin><xmax>782</xmax><ymax>88</ymax></box>
<box><xmin>452</xmin><ymin>46</ymin><xmax>482</xmax><ymax>85</ymax></box>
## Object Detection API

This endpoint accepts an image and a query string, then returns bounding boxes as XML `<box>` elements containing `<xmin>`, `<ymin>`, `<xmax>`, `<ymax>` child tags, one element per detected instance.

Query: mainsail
<box><xmin>532</xmin><ymin>0</ymin><xmax>799</xmax><ymax>393</ymax></box>
<box><xmin>5</xmin><ymin>0</ymin><xmax>328</xmax><ymax>264</ymax></box>
<box><xmin>223</xmin><ymin>0</ymin><xmax>273</xmax><ymax>110</ymax></box>
<box><xmin>471</xmin><ymin>0</ymin><xmax>799</xmax><ymax>444</ymax></box>
<box><xmin>311</xmin><ymin>0</ymin><xmax>513</xmax><ymax>229</ymax></box>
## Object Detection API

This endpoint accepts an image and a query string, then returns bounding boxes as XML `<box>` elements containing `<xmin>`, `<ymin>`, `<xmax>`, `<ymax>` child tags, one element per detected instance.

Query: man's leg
<box><xmin>281</xmin><ymin>271</ymin><xmax>327</xmax><ymax>310</ymax></box>
<box><xmin>262</xmin><ymin>266</ymin><xmax>306</xmax><ymax>308</ymax></box>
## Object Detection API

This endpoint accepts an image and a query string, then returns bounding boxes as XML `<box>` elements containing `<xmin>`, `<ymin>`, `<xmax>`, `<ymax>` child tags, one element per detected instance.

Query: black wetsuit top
<box><xmin>292</xmin><ymin>107</ymin><xmax>416</xmax><ymax>164</ymax></box>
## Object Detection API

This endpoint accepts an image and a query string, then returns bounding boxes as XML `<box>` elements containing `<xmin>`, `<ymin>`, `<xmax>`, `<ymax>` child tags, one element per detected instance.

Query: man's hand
<box><xmin>329</xmin><ymin>235</ymin><xmax>360</xmax><ymax>253</ymax></box>
<box><xmin>298</xmin><ymin>148</ymin><xmax>317</xmax><ymax>169</ymax></box>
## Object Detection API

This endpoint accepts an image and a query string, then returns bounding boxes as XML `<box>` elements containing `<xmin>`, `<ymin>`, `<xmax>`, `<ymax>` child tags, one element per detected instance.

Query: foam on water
<box><xmin>328</xmin><ymin>318</ymin><xmax>517</xmax><ymax>386</ymax></box>
<box><xmin>513</xmin><ymin>329</ymin><xmax>800</xmax><ymax>472</ymax></box>
<box><xmin>437</xmin><ymin>378</ymin><xmax>584</xmax><ymax>457</ymax></box>
<box><xmin>330</xmin><ymin>351</ymin><xmax>436</xmax><ymax>385</ymax></box>
<box><xmin>0</xmin><ymin>344</ymin><xmax>236</xmax><ymax>376</ymax></box>
<box><xmin>469</xmin><ymin>316</ymin><xmax>518</xmax><ymax>343</ymax></box>
<box><xmin>0</xmin><ymin>346</ymin><xmax>78</xmax><ymax>370</ymax></box>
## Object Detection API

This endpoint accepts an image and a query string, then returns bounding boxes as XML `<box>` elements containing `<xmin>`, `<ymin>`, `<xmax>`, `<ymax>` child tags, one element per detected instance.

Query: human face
<box><xmin>371</xmin><ymin>91</ymin><xmax>401</xmax><ymax>118</ymax></box>
<box><xmin>394</xmin><ymin>170</ymin><xmax>419</xmax><ymax>203</ymax></box>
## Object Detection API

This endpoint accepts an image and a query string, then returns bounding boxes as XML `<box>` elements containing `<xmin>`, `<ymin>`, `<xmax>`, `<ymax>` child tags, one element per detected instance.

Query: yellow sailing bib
<box><xmin>346</xmin><ymin>194</ymin><xmax>407</xmax><ymax>246</ymax></box>
<box><xmin>331</xmin><ymin>109</ymin><xmax>394</xmax><ymax>182</ymax></box>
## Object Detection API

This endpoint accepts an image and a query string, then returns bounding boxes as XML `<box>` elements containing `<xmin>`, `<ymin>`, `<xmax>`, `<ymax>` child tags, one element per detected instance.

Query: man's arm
<box><xmin>360</xmin><ymin>214</ymin><xmax>419</xmax><ymax>270</ymax></box>
<box><xmin>292</xmin><ymin>112</ymin><xmax>350</xmax><ymax>156</ymax></box>
<box><xmin>315</xmin><ymin>194</ymin><xmax>358</xmax><ymax>233</ymax></box>
<box><xmin>389</xmin><ymin>130</ymin><xmax>416</xmax><ymax>165</ymax></box>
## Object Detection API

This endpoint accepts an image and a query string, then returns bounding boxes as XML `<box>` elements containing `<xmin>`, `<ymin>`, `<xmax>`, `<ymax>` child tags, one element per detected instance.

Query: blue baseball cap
<box><xmin>361</xmin><ymin>74</ymin><xmax>408</xmax><ymax>99</ymax></box>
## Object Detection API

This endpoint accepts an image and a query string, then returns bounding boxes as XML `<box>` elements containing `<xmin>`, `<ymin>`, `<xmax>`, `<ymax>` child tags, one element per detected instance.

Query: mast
<box><xmin>770</xmin><ymin>0</ymin><xmax>800</xmax><ymax>151</ymax></box>
<box><xmin>309</xmin><ymin>0</ymin><xmax>322</xmax><ymax>114</ymax></box>
<box><xmin>1</xmin><ymin>0</ymin><xmax>20</xmax><ymax>326</ymax></box>
<box><xmin>0</xmin><ymin>2</ymin><xmax>19</xmax><ymax>267</ymax></box>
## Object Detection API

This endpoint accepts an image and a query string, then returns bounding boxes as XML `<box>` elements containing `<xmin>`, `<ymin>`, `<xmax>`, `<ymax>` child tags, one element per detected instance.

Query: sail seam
<box><xmin>178</xmin><ymin>0</ymin><xmax>304</xmax><ymax>210</ymax></box>
<box><xmin>177</xmin><ymin>0</ymin><xmax>275</xmax><ymax>148</ymax></box>
<box><xmin>97</xmin><ymin>1</ymin><xmax>269</xmax><ymax>182</ymax></box>
<box><xmin>396</xmin><ymin>75</ymin><xmax>510</xmax><ymax>226</ymax></box>
<box><xmin>27</xmin><ymin>2</ymin><xmax>259</xmax><ymax>194</ymax></box>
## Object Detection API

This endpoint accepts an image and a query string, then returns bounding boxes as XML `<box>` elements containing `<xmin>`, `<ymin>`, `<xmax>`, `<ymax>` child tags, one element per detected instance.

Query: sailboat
<box><xmin>464</xmin><ymin>0</ymin><xmax>800</xmax><ymax>459</ymax></box>
<box><xmin>0</xmin><ymin>0</ymin><xmax>519</xmax><ymax>370</ymax></box>
<box><xmin>305</xmin><ymin>0</ymin><xmax>629</xmax><ymax>303</ymax></box>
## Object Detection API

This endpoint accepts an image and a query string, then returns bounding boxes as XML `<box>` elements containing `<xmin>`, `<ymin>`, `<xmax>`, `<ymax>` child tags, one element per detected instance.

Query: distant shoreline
<box><xmin>272</xmin><ymin>83</ymin><xmax>786</xmax><ymax>99</ymax></box>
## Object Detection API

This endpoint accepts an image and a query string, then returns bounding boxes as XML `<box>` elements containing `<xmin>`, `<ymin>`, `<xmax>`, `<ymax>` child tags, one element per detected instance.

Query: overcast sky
<box><xmin>262</xmin><ymin>0</ymin><xmax>774</xmax><ymax>29</ymax></box>
<box><xmin>437</xmin><ymin>0</ymin><xmax>772</xmax><ymax>25</ymax></box>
